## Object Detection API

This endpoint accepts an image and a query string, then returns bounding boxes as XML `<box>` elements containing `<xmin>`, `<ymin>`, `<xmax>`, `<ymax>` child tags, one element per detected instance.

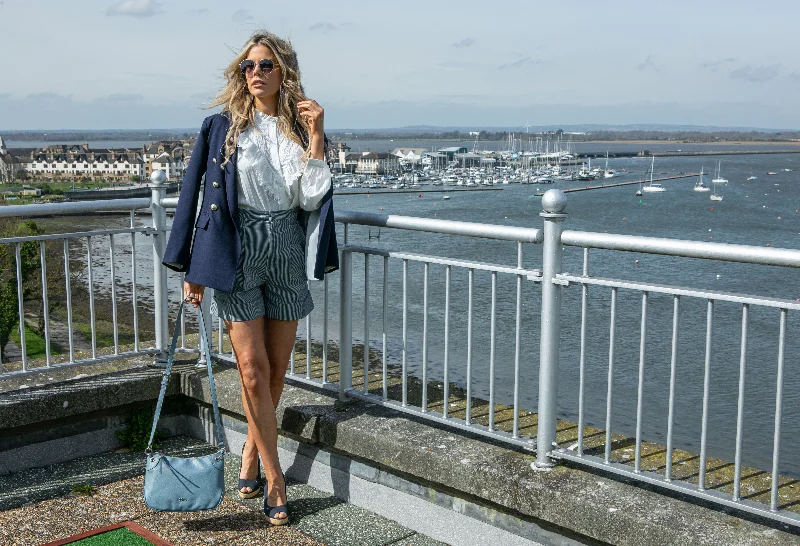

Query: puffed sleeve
<box><xmin>297</xmin><ymin>158</ymin><xmax>332</xmax><ymax>211</ymax></box>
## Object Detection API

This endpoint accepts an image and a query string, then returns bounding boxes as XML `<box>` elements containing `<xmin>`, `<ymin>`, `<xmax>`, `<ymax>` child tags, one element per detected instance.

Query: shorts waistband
<box><xmin>238</xmin><ymin>207</ymin><xmax>298</xmax><ymax>221</ymax></box>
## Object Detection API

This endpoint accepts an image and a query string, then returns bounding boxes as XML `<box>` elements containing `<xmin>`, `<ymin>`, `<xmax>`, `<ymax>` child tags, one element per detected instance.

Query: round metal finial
<box><xmin>150</xmin><ymin>170</ymin><xmax>167</xmax><ymax>185</ymax></box>
<box><xmin>542</xmin><ymin>189</ymin><xmax>567</xmax><ymax>213</ymax></box>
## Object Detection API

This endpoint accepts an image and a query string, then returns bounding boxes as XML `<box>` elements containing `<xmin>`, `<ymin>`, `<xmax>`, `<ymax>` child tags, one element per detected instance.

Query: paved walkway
<box><xmin>0</xmin><ymin>436</ymin><xmax>443</xmax><ymax>546</ymax></box>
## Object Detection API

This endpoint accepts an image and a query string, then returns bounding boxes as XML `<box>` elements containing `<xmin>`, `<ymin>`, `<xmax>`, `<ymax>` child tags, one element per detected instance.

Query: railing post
<box><xmin>536</xmin><ymin>189</ymin><xmax>567</xmax><ymax>468</ymax></box>
<box><xmin>150</xmin><ymin>170</ymin><xmax>169</xmax><ymax>366</ymax></box>
<box><xmin>339</xmin><ymin>224</ymin><xmax>353</xmax><ymax>401</ymax></box>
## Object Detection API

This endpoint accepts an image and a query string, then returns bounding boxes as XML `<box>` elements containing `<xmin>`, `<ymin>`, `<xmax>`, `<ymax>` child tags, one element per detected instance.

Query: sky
<box><xmin>1</xmin><ymin>0</ymin><xmax>799</xmax><ymax>131</ymax></box>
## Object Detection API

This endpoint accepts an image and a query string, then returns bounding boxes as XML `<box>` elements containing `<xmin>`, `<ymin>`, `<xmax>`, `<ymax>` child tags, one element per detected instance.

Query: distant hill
<box><xmin>331</xmin><ymin>123</ymin><xmax>796</xmax><ymax>134</ymax></box>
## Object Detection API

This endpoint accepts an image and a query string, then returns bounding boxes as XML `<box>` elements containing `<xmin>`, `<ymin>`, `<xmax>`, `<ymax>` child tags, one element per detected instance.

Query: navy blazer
<box><xmin>162</xmin><ymin>112</ymin><xmax>339</xmax><ymax>293</ymax></box>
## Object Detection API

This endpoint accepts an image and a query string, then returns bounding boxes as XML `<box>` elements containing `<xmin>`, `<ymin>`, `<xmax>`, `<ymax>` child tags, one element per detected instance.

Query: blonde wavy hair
<box><xmin>209</xmin><ymin>30</ymin><xmax>312</xmax><ymax>165</ymax></box>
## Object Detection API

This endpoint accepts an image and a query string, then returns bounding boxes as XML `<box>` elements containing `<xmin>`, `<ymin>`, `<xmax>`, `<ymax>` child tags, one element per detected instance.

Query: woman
<box><xmin>162</xmin><ymin>30</ymin><xmax>339</xmax><ymax>526</ymax></box>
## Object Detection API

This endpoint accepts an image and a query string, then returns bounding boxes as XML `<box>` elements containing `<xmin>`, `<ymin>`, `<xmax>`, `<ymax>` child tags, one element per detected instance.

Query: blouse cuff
<box><xmin>299</xmin><ymin>159</ymin><xmax>332</xmax><ymax>210</ymax></box>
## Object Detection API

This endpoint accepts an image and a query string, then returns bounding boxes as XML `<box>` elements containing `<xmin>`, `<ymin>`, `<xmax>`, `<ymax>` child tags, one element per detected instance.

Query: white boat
<box><xmin>746</xmin><ymin>176</ymin><xmax>758</xmax><ymax>181</ymax></box>
<box><xmin>603</xmin><ymin>151</ymin><xmax>614</xmax><ymax>178</ymax></box>
<box><xmin>641</xmin><ymin>156</ymin><xmax>664</xmax><ymax>192</ymax></box>
<box><xmin>711</xmin><ymin>161</ymin><xmax>728</xmax><ymax>184</ymax></box>
<box><xmin>710</xmin><ymin>181</ymin><xmax>723</xmax><ymax>201</ymax></box>
<box><xmin>642</xmin><ymin>183</ymin><xmax>665</xmax><ymax>193</ymax></box>
<box><xmin>442</xmin><ymin>195</ymin><xmax>451</xmax><ymax>200</ymax></box>
<box><xmin>694</xmin><ymin>168</ymin><xmax>710</xmax><ymax>192</ymax></box>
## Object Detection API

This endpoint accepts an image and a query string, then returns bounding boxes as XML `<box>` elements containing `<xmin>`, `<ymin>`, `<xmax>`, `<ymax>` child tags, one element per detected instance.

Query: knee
<box><xmin>238</xmin><ymin>356</ymin><xmax>268</xmax><ymax>392</ymax></box>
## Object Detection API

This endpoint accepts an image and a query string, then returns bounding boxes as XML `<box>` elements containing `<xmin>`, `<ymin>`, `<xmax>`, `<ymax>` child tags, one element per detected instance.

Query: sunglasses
<box><xmin>239</xmin><ymin>59</ymin><xmax>279</xmax><ymax>77</ymax></box>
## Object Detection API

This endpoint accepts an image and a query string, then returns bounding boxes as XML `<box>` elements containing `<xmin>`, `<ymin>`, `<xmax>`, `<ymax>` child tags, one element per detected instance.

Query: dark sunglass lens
<box><xmin>240</xmin><ymin>60</ymin><xmax>255</xmax><ymax>74</ymax></box>
<box><xmin>257</xmin><ymin>60</ymin><xmax>274</xmax><ymax>73</ymax></box>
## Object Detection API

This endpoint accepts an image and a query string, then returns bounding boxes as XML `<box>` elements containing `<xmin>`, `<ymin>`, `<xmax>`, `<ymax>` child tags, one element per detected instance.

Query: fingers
<box><xmin>183</xmin><ymin>282</ymin><xmax>205</xmax><ymax>308</ymax></box>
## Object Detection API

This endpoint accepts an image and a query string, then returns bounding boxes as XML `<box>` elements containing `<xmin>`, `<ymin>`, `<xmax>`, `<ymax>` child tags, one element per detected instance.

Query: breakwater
<box><xmin>560</xmin><ymin>173</ymin><xmax>698</xmax><ymax>192</ymax></box>
<box><xmin>581</xmin><ymin>149</ymin><xmax>800</xmax><ymax>159</ymax></box>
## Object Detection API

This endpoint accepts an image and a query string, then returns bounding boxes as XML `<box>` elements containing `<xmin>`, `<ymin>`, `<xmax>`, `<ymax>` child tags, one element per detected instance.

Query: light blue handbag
<box><xmin>143</xmin><ymin>300</ymin><xmax>227</xmax><ymax>511</ymax></box>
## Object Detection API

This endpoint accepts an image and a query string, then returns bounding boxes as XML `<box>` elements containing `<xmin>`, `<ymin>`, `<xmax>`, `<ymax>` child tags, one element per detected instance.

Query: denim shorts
<box><xmin>211</xmin><ymin>208</ymin><xmax>313</xmax><ymax>322</ymax></box>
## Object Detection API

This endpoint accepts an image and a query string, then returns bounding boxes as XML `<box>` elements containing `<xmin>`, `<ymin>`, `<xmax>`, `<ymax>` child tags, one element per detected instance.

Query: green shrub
<box><xmin>116</xmin><ymin>408</ymin><xmax>162</xmax><ymax>451</ymax></box>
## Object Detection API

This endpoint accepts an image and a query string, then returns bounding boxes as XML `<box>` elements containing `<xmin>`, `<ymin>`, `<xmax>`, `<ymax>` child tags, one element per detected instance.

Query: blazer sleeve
<box><xmin>163</xmin><ymin>116</ymin><xmax>213</xmax><ymax>271</ymax></box>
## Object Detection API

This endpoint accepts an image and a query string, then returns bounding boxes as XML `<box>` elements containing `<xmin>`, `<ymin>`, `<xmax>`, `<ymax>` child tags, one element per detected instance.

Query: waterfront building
<box><xmin>351</xmin><ymin>151</ymin><xmax>399</xmax><ymax>174</ymax></box>
<box><xmin>438</xmin><ymin>146</ymin><xmax>469</xmax><ymax>159</ymax></box>
<box><xmin>0</xmin><ymin>135</ymin><xmax>192</xmax><ymax>182</ymax></box>
<box><xmin>392</xmin><ymin>147</ymin><xmax>427</xmax><ymax>164</ymax></box>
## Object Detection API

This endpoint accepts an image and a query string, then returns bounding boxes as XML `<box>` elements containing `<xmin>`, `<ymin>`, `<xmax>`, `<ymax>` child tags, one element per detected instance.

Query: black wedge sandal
<box><xmin>264</xmin><ymin>473</ymin><xmax>289</xmax><ymax>526</ymax></box>
<box><xmin>238</xmin><ymin>441</ymin><xmax>263</xmax><ymax>499</ymax></box>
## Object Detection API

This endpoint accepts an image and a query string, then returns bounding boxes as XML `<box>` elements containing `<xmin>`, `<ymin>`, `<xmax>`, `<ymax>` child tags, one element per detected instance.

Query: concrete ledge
<box><xmin>187</xmin><ymin>366</ymin><xmax>799</xmax><ymax>545</ymax></box>
<box><xmin>2</xmin><ymin>362</ymin><xmax>799</xmax><ymax>545</ymax></box>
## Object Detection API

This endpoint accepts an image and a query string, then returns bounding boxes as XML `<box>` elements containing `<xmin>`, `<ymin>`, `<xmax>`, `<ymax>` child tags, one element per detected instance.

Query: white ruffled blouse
<box><xmin>236</xmin><ymin>110</ymin><xmax>331</xmax><ymax>211</ymax></box>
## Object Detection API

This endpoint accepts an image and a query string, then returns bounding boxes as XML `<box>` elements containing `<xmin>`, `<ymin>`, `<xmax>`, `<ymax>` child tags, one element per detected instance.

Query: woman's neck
<box><xmin>254</xmin><ymin>96</ymin><xmax>279</xmax><ymax>117</ymax></box>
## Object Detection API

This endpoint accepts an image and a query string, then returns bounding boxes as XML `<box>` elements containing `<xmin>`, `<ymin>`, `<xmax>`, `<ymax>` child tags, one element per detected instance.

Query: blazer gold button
<box><xmin>210</xmin><ymin>204</ymin><xmax>218</xmax><ymax>211</ymax></box>
<box><xmin>212</xmin><ymin>182</ymin><xmax>220</xmax><ymax>188</ymax></box>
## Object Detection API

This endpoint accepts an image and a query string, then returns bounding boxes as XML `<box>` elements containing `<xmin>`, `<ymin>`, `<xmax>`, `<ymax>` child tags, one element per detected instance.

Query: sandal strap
<box><xmin>238</xmin><ymin>478</ymin><xmax>262</xmax><ymax>491</ymax></box>
<box><xmin>266</xmin><ymin>504</ymin><xmax>288</xmax><ymax>518</ymax></box>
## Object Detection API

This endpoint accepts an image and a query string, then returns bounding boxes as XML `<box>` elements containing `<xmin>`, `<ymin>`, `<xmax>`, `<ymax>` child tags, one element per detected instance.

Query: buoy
<box><xmin>709</xmin><ymin>236</ymin><xmax>713</xmax><ymax>239</ymax></box>
<box><xmin>778</xmin><ymin>216</ymin><xmax>782</xmax><ymax>220</ymax></box>
<box><xmin>623</xmin><ymin>217</ymin><xmax>627</xmax><ymax>221</ymax></box>
<box><xmin>766</xmin><ymin>243</ymin><xmax>771</xmax><ymax>247</ymax></box>
<box><xmin>708</xmin><ymin>229</ymin><xmax>712</xmax><ymax>232</ymax></box>
<box><xmin>419</xmin><ymin>194</ymin><xmax>422</xmax><ymax>197</ymax></box>
<box><xmin>380</xmin><ymin>207</ymin><xmax>384</xmax><ymax>210</ymax></box>
<box><xmin>716</xmin><ymin>274</ymin><xmax>721</xmax><ymax>279</ymax></box>
<box><xmin>635</xmin><ymin>260</ymin><xmax>639</xmax><ymax>264</ymax></box>
<box><xmin>710</xmin><ymin>207</ymin><xmax>714</xmax><ymax>211</ymax></box>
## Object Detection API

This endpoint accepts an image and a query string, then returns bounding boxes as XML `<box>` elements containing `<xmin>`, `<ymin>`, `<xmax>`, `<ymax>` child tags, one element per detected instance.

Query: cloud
<box><xmin>25</xmin><ymin>92</ymin><xmax>71</xmax><ymax>102</ymax></box>
<box><xmin>729</xmin><ymin>64</ymin><xmax>781</xmax><ymax>83</ymax></box>
<box><xmin>231</xmin><ymin>9</ymin><xmax>254</xmax><ymax>23</ymax></box>
<box><xmin>106</xmin><ymin>0</ymin><xmax>162</xmax><ymax>17</ymax></box>
<box><xmin>700</xmin><ymin>58</ymin><xmax>737</xmax><ymax>71</ymax></box>
<box><xmin>790</xmin><ymin>70</ymin><xmax>800</xmax><ymax>81</ymax></box>
<box><xmin>308</xmin><ymin>22</ymin><xmax>351</xmax><ymax>33</ymax></box>
<box><xmin>453</xmin><ymin>38</ymin><xmax>475</xmax><ymax>48</ymax></box>
<box><xmin>636</xmin><ymin>54</ymin><xmax>661</xmax><ymax>72</ymax></box>
<box><xmin>498</xmin><ymin>57</ymin><xmax>542</xmax><ymax>70</ymax></box>
<box><xmin>100</xmin><ymin>93</ymin><xmax>143</xmax><ymax>102</ymax></box>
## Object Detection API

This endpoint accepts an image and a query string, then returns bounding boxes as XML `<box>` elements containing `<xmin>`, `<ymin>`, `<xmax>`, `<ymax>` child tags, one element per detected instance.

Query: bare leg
<box><xmin>229</xmin><ymin>317</ymin><xmax>297</xmax><ymax>521</ymax></box>
<box><xmin>239</xmin><ymin>319</ymin><xmax>294</xmax><ymax>494</ymax></box>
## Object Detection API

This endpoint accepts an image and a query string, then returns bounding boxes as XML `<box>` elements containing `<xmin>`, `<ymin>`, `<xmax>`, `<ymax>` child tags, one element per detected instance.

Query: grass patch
<box><xmin>68</xmin><ymin>527</ymin><xmax>154</xmax><ymax>545</ymax></box>
<box><xmin>9</xmin><ymin>324</ymin><xmax>58</xmax><ymax>359</ymax></box>
<box><xmin>70</xmin><ymin>484</ymin><xmax>98</xmax><ymax>496</ymax></box>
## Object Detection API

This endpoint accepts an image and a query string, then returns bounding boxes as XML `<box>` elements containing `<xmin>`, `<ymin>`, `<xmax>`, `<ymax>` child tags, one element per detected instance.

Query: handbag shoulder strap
<box><xmin>146</xmin><ymin>300</ymin><xmax>225</xmax><ymax>452</ymax></box>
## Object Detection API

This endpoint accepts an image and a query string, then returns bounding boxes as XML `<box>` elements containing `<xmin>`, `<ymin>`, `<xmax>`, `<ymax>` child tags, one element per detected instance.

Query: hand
<box><xmin>297</xmin><ymin>99</ymin><xmax>324</xmax><ymax>137</ymax></box>
<box><xmin>184</xmin><ymin>281</ymin><xmax>205</xmax><ymax>308</ymax></box>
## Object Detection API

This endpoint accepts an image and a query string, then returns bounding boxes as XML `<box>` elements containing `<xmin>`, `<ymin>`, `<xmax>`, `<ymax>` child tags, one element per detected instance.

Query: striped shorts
<box><xmin>211</xmin><ymin>208</ymin><xmax>313</xmax><ymax>322</ymax></box>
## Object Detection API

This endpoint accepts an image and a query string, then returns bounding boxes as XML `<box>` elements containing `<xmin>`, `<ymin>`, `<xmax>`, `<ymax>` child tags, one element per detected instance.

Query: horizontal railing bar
<box><xmin>554</xmin><ymin>450</ymin><xmax>800</xmax><ymax>528</ymax></box>
<box><xmin>343</xmin><ymin>245</ymin><xmax>542</xmax><ymax>278</ymax></box>
<box><xmin>336</xmin><ymin>210</ymin><xmax>542</xmax><ymax>243</ymax></box>
<box><xmin>0</xmin><ymin>227</ymin><xmax>155</xmax><ymax>245</ymax></box>
<box><xmin>0</xmin><ymin>349</ymin><xmax>160</xmax><ymax>379</ymax></box>
<box><xmin>562</xmin><ymin>230</ymin><xmax>800</xmax><ymax>268</ymax></box>
<box><xmin>0</xmin><ymin>198</ymin><xmax>151</xmax><ymax>218</ymax></box>
<box><xmin>161</xmin><ymin>197</ymin><xmax>179</xmax><ymax>208</ymax></box>
<box><xmin>558</xmin><ymin>274</ymin><xmax>800</xmax><ymax>310</ymax></box>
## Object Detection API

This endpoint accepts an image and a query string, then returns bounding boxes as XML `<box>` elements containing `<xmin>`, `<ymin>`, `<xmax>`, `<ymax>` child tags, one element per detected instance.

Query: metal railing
<box><xmin>1</xmin><ymin>174</ymin><xmax>798</xmax><ymax>528</ymax></box>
